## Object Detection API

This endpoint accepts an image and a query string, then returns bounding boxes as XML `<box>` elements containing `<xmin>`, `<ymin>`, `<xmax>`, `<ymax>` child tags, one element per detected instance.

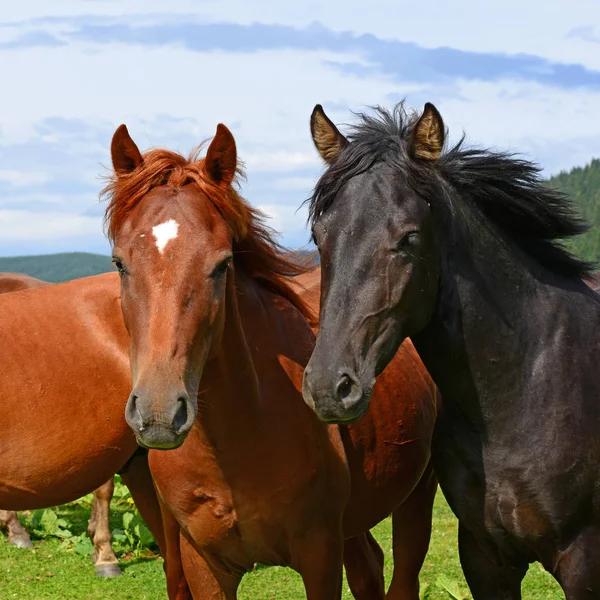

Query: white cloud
<box><xmin>256</xmin><ymin>203</ymin><xmax>310</xmax><ymax>241</ymax></box>
<box><xmin>0</xmin><ymin>3</ymin><xmax>599</xmax><ymax>252</ymax></box>
<box><xmin>435</xmin><ymin>79</ymin><xmax>600</xmax><ymax>173</ymax></box>
<box><xmin>269</xmin><ymin>176</ymin><xmax>318</xmax><ymax>191</ymax></box>
<box><xmin>0</xmin><ymin>169</ymin><xmax>50</xmax><ymax>187</ymax></box>
<box><xmin>0</xmin><ymin>45</ymin><xmax>406</xmax><ymax>145</ymax></box>
<box><xmin>0</xmin><ymin>210</ymin><xmax>102</xmax><ymax>241</ymax></box>
<box><xmin>3</xmin><ymin>1</ymin><xmax>599</xmax><ymax>68</ymax></box>
<box><xmin>243</xmin><ymin>151</ymin><xmax>318</xmax><ymax>174</ymax></box>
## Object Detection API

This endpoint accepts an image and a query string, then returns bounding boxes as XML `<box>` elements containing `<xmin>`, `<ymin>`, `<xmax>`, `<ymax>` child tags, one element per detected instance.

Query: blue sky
<box><xmin>0</xmin><ymin>1</ymin><xmax>599</xmax><ymax>256</ymax></box>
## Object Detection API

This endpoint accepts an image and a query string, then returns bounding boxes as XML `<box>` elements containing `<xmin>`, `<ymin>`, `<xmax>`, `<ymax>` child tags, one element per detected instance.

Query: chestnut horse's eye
<box><xmin>112</xmin><ymin>258</ymin><xmax>126</xmax><ymax>277</ymax></box>
<box><xmin>210</xmin><ymin>256</ymin><xmax>232</xmax><ymax>279</ymax></box>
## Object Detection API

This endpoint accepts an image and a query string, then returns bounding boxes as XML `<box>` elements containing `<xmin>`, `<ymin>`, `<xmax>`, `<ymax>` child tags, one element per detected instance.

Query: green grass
<box><xmin>0</xmin><ymin>491</ymin><xmax>564</xmax><ymax>599</ymax></box>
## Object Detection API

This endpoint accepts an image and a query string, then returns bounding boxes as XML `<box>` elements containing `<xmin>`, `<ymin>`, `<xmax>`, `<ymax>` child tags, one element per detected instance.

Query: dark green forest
<box><xmin>548</xmin><ymin>158</ymin><xmax>600</xmax><ymax>263</ymax></box>
<box><xmin>0</xmin><ymin>159</ymin><xmax>599</xmax><ymax>281</ymax></box>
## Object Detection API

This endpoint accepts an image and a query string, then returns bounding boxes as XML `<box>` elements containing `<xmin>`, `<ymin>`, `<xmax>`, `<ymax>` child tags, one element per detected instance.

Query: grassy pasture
<box><xmin>0</xmin><ymin>488</ymin><xmax>563</xmax><ymax>599</ymax></box>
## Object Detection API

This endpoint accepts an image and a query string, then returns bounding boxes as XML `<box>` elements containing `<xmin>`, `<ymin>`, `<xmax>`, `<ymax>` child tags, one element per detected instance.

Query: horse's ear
<box><xmin>310</xmin><ymin>104</ymin><xmax>347</xmax><ymax>164</ymax></box>
<box><xmin>204</xmin><ymin>124</ymin><xmax>237</xmax><ymax>185</ymax></box>
<box><xmin>410</xmin><ymin>103</ymin><xmax>445</xmax><ymax>161</ymax></box>
<box><xmin>111</xmin><ymin>124</ymin><xmax>143</xmax><ymax>175</ymax></box>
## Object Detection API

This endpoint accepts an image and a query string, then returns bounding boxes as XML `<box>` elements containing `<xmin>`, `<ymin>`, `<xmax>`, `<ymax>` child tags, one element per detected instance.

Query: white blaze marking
<box><xmin>152</xmin><ymin>219</ymin><xmax>179</xmax><ymax>253</ymax></box>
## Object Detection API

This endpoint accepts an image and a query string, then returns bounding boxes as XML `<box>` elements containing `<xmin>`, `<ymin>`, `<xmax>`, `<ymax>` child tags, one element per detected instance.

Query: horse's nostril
<box><xmin>173</xmin><ymin>396</ymin><xmax>189</xmax><ymax>433</ymax></box>
<box><xmin>125</xmin><ymin>393</ymin><xmax>146</xmax><ymax>432</ymax></box>
<box><xmin>334</xmin><ymin>372</ymin><xmax>363</xmax><ymax>409</ymax></box>
<box><xmin>336</xmin><ymin>375</ymin><xmax>353</xmax><ymax>401</ymax></box>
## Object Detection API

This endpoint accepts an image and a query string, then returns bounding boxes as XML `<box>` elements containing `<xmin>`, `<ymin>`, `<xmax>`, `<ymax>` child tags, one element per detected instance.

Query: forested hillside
<box><xmin>549</xmin><ymin>158</ymin><xmax>600</xmax><ymax>263</ymax></box>
<box><xmin>0</xmin><ymin>252</ymin><xmax>113</xmax><ymax>282</ymax></box>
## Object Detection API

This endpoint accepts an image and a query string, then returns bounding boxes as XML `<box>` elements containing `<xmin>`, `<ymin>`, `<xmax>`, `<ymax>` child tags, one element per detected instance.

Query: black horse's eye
<box><xmin>211</xmin><ymin>256</ymin><xmax>232</xmax><ymax>279</ymax></box>
<box><xmin>311</xmin><ymin>225</ymin><xmax>326</xmax><ymax>251</ymax></box>
<box><xmin>405</xmin><ymin>232</ymin><xmax>420</xmax><ymax>246</ymax></box>
<box><xmin>112</xmin><ymin>258</ymin><xmax>126</xmax><ymax>277</ymax></box>
<box><xmin>394</xmin><ymin>231</ymin><xmax>420</xmax><ymax>254</ymax></box>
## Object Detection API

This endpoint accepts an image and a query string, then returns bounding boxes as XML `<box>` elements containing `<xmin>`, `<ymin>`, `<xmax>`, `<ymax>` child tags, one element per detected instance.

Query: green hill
<box><xmin>549</xmin><ymin>158</ymin><xmax>600</xmax><ymax>263</ymax></box>
<box><xmin>0</xmin><ymin>252</ymin><xmax>113</xmax><ymax>283</ymax></box>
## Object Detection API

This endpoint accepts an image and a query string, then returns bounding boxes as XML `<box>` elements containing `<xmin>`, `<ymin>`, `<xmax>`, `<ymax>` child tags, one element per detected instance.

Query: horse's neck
<box><xmin>412</xmin><ymin>217</ymin><xmax>592</xmax><ymax>428</ymax></box>
<box><xmin>200</xmin><ymin>276</ymin><xmax>263</xmax><ymax>431</ymax></box>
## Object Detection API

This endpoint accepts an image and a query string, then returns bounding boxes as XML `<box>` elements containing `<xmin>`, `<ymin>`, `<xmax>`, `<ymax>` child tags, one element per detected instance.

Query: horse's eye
<box><xmin>394</xmin><ymin>231</ymin><xmax>420</xmax><ymax>254</ymax></box>
<box><xmin>112</xmin><ymin>258</ymin><xmax>126</xmax><ymax>277</ymax></box>
<box><xmin>405</xmin><ymin>232</ymin><xmax>420</xmax><ymax>246</ymax></box>
<box><xmin>311</xmin><ymin>223</ymin><xmax>326</xmax><ymax>251</ymax></box>
<box><xmin>211</xmin><ymin>256</ymin><xmax>232</xmax><ymax>279</ymax></box>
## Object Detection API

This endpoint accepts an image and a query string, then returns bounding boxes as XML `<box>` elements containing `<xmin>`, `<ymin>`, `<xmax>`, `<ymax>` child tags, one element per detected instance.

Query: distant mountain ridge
<box><xmin>1</xmin><ymin>159</ymin><xmax>599</xmax><ymax>281</ymax></box>
<box><xmin>0</xmin><ymin>252</ymin><xmax>113</xmax><ymax>283</ymax></box>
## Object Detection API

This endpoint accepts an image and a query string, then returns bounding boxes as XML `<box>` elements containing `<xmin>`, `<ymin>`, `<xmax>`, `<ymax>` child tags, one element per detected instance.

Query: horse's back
<box><xmin>290</xmin><ymin>268</ymin><xmax>321</xmax><ymax>317</ymax></box>
<box><xmin>0</xmin><ymin>273</ymin><xmax>49</xmax><ymax>293</ymax></box>
<box><xmin>0</xmin><ymin>272</ymin><xmax>136</xmax><ymax>509</ymax></box>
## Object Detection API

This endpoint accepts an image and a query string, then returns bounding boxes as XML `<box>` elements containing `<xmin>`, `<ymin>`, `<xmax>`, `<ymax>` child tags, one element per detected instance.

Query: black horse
<box><xmin>302</xmin><ymin>102</ymin><xmax>600</xmax><ymax>599</ymax></box>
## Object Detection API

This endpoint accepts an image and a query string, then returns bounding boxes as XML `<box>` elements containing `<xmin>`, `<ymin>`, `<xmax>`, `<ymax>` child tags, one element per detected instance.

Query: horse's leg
<box><xmin>343</xmin><ymin>532</ymin><xmax>385</xmax><ymax>599</ymax></box>
<box><xmin>118</xmin><ymin>448</ymin><xmax>167</xmax><ymax>557</ymax></box>
<box><xmin>180</xmin><ymin>532</ymin><xmax>242</xmax><ymax>600</ymax></box>
<box><xmin>386</xmin><ymin>462</ymin><xmax>437</xmax><ymax>599</ymax></box>
<box><xmin>119</xmin><ymin>449</ymin><xmax>192</xmax><ymax>597</ymax></box>
<box><xmin>553</xmin><ymin>526</ymin><xmax>600</xmax><ymax>599</ymax></box>
<box><xmin>87</xmin><ymin>492</ymin><xmax>98</xmax><ymax>538</ymax></box>
<box><xmin>0</xmin><ymin>510</ymin><xmax>33</xmax><ymax>549</ymax></box>
<box><xmin>458</xmin><ymin>524</ymin><xmax>526</xmax><ymax>600</ymax></box>
<box><xmin>87</xmin><ymin>478</ymin><xmax>121</xmax><ymax>577</ymax></box>
<box><xmin>151</xmin><ymin>497</ymin><xmax>191</xmax><ymax>600</ymax></box>
<box><xmin>292</xmin><ymin>527</ymin><xmax>345</xmax><ymax>600</ymax></box>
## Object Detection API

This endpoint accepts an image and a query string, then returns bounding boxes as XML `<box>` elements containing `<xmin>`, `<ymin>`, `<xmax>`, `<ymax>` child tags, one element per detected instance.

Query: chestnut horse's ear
<box><xmin>204</xmin><ymin>124</ymin><xmax>237</xmax><ymax>185</ymax></box>
<box><xmin>111</xmin><ymin>124</ymin><xmax>143</xmax><ymax>175</ymax></box>
<box><xmin>409</xmin><ymin>103</ymin><xmax>445</xmax><ymax>161</ymax></box>
<box><xmin>310</xmin><ymin>104</ymin><xmax>347</xmax><ymax>164</ymax></box>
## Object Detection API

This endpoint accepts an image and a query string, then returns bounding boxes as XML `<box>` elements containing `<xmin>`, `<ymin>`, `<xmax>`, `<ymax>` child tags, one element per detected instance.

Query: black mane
<box><xmin>308</xmin><ymin>102</ymin><xmax>594</xmax><ymax>281</ymax></box>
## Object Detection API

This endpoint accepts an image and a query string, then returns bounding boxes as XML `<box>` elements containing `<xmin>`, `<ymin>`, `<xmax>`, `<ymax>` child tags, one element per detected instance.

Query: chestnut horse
<box><xmin>0</xmin><ymin>273</ymin><xmax>48</xmax><ymax>293</ymax></box>
<box><xmin>0</xmin><ymin>272</ymin><xmax>168</xmax><ymax>582</ymax></box>
<box><xmin>0</xmin><ymin>272</ymin><xmax>122</xmax><ymax>577</ymax></box>
<box><xmin>104</xmin><ymin>123</ymin><xmax>438</xmax><ymax>599</ymax></box>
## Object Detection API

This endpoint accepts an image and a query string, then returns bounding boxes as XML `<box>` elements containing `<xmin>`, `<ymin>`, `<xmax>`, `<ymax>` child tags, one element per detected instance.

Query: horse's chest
<box><xmin>179</xmin><ymin>486</ymin><xmax>297</xmax><ymax>566</ymax></box>
<box><xmin>482</xmin><ymin>484</ymin><xmax>553</xmax><ymax>543</ymax></box>
<box><xmin>433</xmin><ymin>420</ymin><xmax>556</xmax><ymax>549</ymax></box>
<box><xmin>181</xmin><ymin>485</ymin><xmax>238</xmax><ymax>537</ymax></box>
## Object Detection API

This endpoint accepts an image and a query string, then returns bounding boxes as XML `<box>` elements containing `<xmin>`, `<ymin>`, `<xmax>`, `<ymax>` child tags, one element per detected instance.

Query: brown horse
<box><xmin>0</xmin><ymin>272</ymin><xmax>168</xmax><ymax>582</ymax></box>
<box><xmin>0</xmin><ymin>272</ymin><xmax>48</xmax><ymax>293</ymax></box>
<box><xmin>105</xmin><ymin>123</ymin><xmax>438</xmax><ymax>599</ymax></box>
<box><xmin>0</xmin><ymin>273</ymin><xmax>124</xmax><ymax>576</ymax></box>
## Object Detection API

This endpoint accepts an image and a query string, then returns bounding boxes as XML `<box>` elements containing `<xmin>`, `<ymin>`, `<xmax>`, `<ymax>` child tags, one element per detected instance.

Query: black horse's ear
<box><xmin>310</xmin><ymin>104</ymin><xmax>348</xmax><ymax>164</ymax></box>
<box><xmin>410</xmin><ymin>103</ymin><xmax>445</xmax><ymax>161</ymax></box>
<box><xmin>111</xmin><ymin>124</ymin><xmax>143</xmax><ymax>175</ymax></box>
